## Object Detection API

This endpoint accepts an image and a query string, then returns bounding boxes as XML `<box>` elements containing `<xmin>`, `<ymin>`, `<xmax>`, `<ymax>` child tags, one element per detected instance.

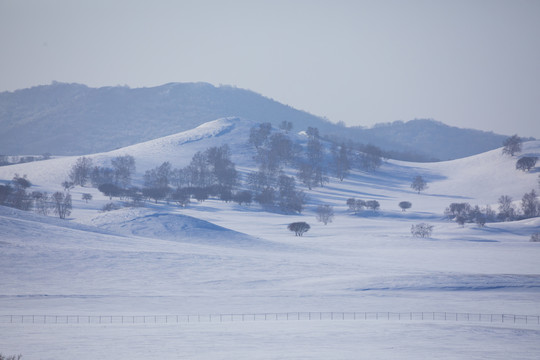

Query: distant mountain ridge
<box><xmin>0</xmin><ymin>82</ymin><xmax>514</xmax><ymax>160</ymax></box>
<box><xmin>347</xmin><ymin>119</ymin><xmax>510</xmax><ymax>161</ymax></box>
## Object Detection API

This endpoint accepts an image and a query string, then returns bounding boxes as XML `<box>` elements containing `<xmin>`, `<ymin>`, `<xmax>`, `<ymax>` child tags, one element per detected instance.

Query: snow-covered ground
<box><xmin>1</xmin><ymin>118</ymin><xmax>539</xmax><ymax>359</ymax></box>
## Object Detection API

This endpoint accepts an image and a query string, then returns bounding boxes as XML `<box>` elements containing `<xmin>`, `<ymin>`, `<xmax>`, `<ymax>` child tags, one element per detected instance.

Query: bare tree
<box><xmin>249</xmin><ymin>123</ymin><xmax>272</xmax><ymax>149</ymax></box>
<box><xmin>69</xmin><ymin>157</ymin><xmax>93</xmax><ymax>186</ymax></box>
<box><xmin>521</xmin><ymin>189</ymin><xmax>539</xmax><ymax>218</ymax></box>
<box><xmin>502</xmin><ymin>135</ymin><xmax>522</xmax><ymax>156</ymax></box>
<box><xmin>205</xmin><ymin>145</ymin><xmax>237</xmax><ymax>188</ymax></box>
<box><xmin>296</xmin><ymin>127</ymin><xmax>328</xmax><ymax>190</ymax></box>
<box><xmin>52</xmin><ymin>192</ymin><xmax>72</xmax><ymax>219</ymax></box>
<box><xmin>278</xmin><ymin>174</ymin><xmax>305</xmax><ymax>213</ymax></box>
<box><xmin>411</xmin><ymin>175</ymin><xmax>428</xmax><ymax>194</ymax></box>
<box><xmin>332</xmin><ymin>143</ymin><xmax>350</xmax><ymax>181</ymax></box>
<box><xmin>279</xmin><ymin>120</ymin><xmax>293</xmax><ymax>133</ymax></box>
<box><xmin>111</xmin><ymin>155</ymin><xmax>136</xmax><ymax>188</ymax></box>
<box><xmin>32</xmin><ymin>191</ymin><xmax>51</xmax><ymax>215</ymax></box>
<box><xmin>411</xmin><ymin>223</ymin><xmax>433</xmax><ymax>238</ymax></box>
<box><xmin>144</xmin><ymin>162</ymin><xmax>172</xmax><ymax>189</ymax></box>
<box><xmin>316</xmin><ymin>205</ymin><xmax>334</xmax><ymax>225</ymax></box>
<box><xmin>82</xmin><ymin>193</ymin><xmax>93</xmax><ymax>203</ymax></box>
<box><xmin>497</xmin><ymin>195</ymin><xmax>515</xmax><ymax>221</ymax></box>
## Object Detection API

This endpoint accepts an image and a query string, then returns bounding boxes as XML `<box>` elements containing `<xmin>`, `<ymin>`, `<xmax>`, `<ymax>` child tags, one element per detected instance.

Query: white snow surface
<box><xmin>1</xmin><ymin>118</ymin><xmax>540</xmax><ymax>359</ymax></box>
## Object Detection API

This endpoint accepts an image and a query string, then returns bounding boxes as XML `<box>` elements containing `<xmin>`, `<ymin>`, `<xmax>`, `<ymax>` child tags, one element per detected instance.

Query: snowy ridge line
<box><xmin>2</xmin><ymin>312</ymin><xmax>539</xmax><ymax>325</ymax></box>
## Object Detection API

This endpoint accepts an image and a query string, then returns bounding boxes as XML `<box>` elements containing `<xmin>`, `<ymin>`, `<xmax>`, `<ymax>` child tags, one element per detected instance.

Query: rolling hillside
<box><xmin>0</xmin><ymin>118</ymin><xmax>539</xmax><ymax>359</ymax></box>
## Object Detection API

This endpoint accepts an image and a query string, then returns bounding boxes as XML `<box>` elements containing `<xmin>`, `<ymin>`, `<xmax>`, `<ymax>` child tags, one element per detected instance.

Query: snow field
<box><xmin>1</xmin><ymin>118</ymin><xmax>539</xmax><ymax>359</ymax></box>
<box><xmin>2</xmin><ymin>321</ymin><xmax>540</xmax><ymax>360</ymax></box>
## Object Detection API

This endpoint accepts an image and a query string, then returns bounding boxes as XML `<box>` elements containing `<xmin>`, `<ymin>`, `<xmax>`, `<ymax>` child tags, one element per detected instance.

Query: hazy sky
<box><xmin>1</xmin><ymin>0</ymin><xmax>539</xmax><ymax>137</ymax></box>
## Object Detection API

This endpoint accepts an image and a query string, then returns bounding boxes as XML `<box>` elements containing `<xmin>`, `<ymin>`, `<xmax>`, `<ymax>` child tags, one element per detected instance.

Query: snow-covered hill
<box><xmin>0</xmin><ymin>82</ymin><xmax>515</xmax><ymax>160</ymax></box>
<box><xmin>1</xmin><ymin>118</ymin><xmax>539</xmax><ymax>359</ymax></box>
<box><xmin>0</xmin><ymin>117</ymin><xmax>256</xmax><ymax>187</ymax></box>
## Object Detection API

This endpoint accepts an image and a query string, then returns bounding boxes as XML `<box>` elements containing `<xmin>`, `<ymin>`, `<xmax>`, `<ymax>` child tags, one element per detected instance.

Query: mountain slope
<box><xmin>0</xmin><ymin>82</ymin><xmax>514</xmax><ymax>160</ymax></box>
<box><xmin>0</xmin><ymin>117</ymin><xmax>537</xmax><ymax>216</ymax></box>
<box><xmin>0</xmin><ymin>82</ymin><xmax>333</xmax><ymax>156</ymax></box>
<box><xmin>0</xmin><ymin>117</ymin><xmax>257</xmax><ymax>188</ymax></box>
<box><xmin>349</xmin><ymin>119</ymin><xmax>510</xmax><ymax>161</ymax></box>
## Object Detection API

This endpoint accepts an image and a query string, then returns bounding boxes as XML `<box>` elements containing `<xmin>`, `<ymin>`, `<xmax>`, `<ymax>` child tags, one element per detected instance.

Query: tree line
<box><xmin>444</xmin><ymin>189</ymin><xmax>540</xmax><ymax>226</ymax></box>
<box><xmin>0</xmin><ymin>174</ymin><xmax>72</xmax><ymax>219</ymax></box>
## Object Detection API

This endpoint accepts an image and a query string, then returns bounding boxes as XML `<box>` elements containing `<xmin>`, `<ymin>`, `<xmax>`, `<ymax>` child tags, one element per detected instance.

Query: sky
<box><xmin>1</xmin><ymin>0</ymin><xmax>539</xmax><ymax>137</ymax></box>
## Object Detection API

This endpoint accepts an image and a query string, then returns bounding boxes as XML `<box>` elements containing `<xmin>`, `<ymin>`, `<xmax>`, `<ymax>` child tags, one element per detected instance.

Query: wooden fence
<box><xmin>1</xmin><ymin>312</ymin><xmax>539</xmax><ymax>325</ymax></box>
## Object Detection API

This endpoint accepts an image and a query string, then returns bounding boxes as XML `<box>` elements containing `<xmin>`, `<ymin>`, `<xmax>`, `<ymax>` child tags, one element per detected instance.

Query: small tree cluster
<box><xmin>346</xmin><ymin>198</ymin><xmax>380</xmax><ymax>214</ymax></box>
<box><xmin>89</xmin><ymin>155</ymin><xmax>135</xmax><ymax>189</ymax></box>
<box><xmin>279</xmin><ymin>120</ymin><xmax>293</xmax><ymax>132</ymax></box>
<box><xmin>444</xmin><ymin>202</ymin><xmax>493</xmax><ymax>227</ymax></box>
<box><xmin>496</xmin><ymin>190</ymin><xmax>540</xmax><ymax>221</ymax></box>
<box><xmin>0</xmin><ymin>174</ymin><xmax>33</xmax><ymax>211</ymax></box>
<box><xmin>287</xmin><ymin>222</ymin><xmax>310</xmax><ymax>236</ymax></box>
<box><xmin>101</xmin><ymin>202</ymin><xmax>120</xmax><ymax>212</ymax></box>
<box><xmin>411</xmin><ymin>223</ymin><xmax>434</xmax><ymax>238</ymax></box>
<box><xmin>247</xmin><ymin>172</ymin><xmax>305</xmax><ymax>213</ymax></box>
<box><xmin>531</xmin><ymin>232</ymin><xmax>540</xmax><ymax>242</ymax></box>
<box><xmin>356</xmin><ymin>144</ymin><xmax>383</xmax><ymax>172</ymax></box>
<box><xmin>444</xmin><ymin>192</ymin><xmax>540</xmax><ymax>226</ymax></box>
<box><xmin>516</xmin><ymin>157</ymin><xmax>537</xmax><ymax>172</ymax></box>
<box><xmin>0</xmin><ymin>175</ymin><xmax>73</xmax><ymax>219</ymax></box>
<box><xmin>0</xmin><ymin>354</ymin><xmax>22</xmax><ymax>360</ymax></box>
<box><xmin>0</xmin><ymin>154</ymin><xmax>51</xmax><ymax>166</ymax></box>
